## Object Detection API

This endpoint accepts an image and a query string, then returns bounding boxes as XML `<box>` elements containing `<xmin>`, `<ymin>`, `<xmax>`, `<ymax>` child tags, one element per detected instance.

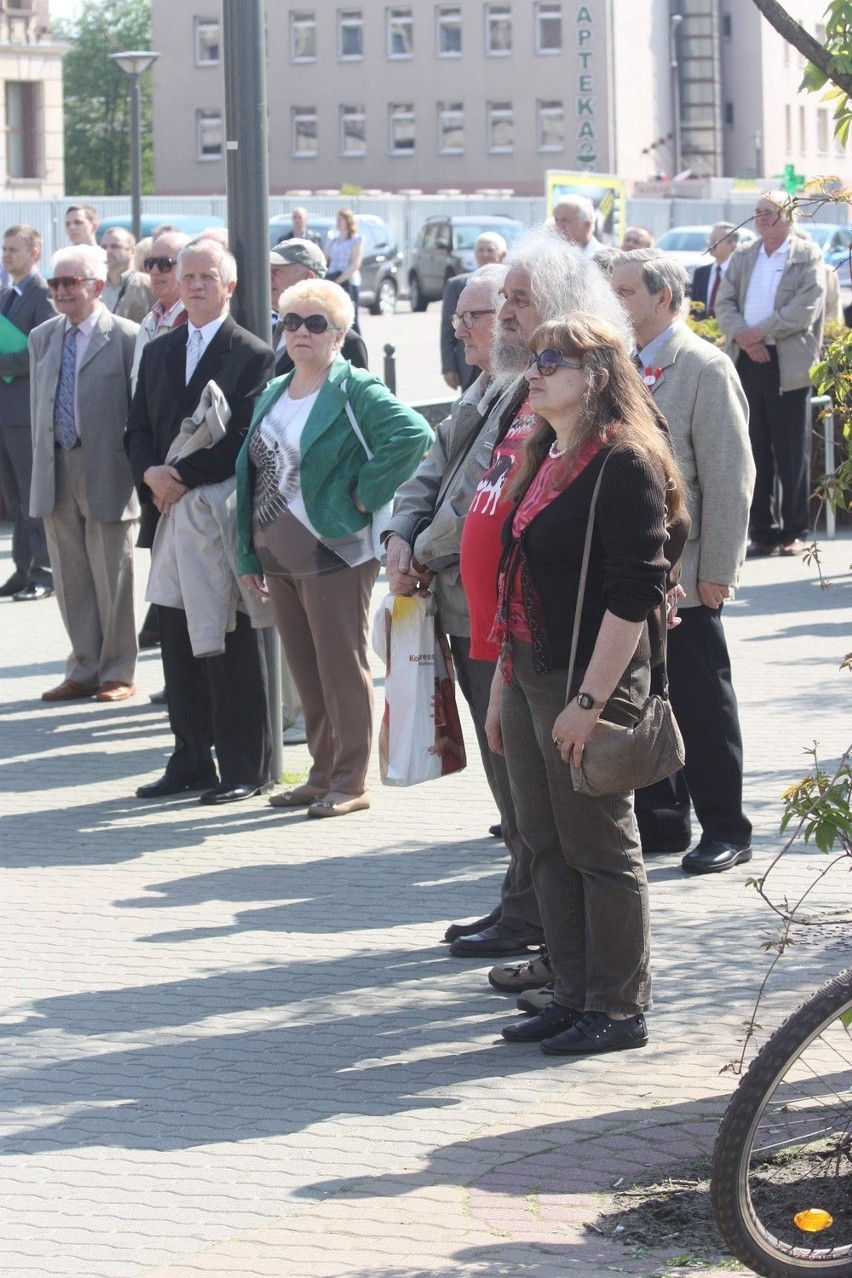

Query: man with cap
<box><xmin>270</xmin><ymin>238</ymin><xmax>368</xmax><ymax>377</ymax></box>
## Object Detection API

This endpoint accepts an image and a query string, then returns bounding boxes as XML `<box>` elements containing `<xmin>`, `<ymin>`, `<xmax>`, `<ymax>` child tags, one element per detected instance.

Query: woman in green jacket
<box><xmin>237</xmin><ymin>278</ymin><xmax>432</xmax><ymax>816</ymax></box>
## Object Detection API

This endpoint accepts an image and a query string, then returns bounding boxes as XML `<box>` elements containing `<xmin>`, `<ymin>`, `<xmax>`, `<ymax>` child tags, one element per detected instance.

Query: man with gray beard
<box><xmin>442</xmin><ymin>226</ymin><xmax>630</xmax><ymax>972</ymax></box>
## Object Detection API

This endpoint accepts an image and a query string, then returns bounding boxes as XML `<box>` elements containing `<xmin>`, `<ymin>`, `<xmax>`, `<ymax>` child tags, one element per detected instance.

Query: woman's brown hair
<box><xmin>507</xmin><ymin>312</ymin><xmax>684</xmax><ymax>520</ymax></box>
<box><xmin>337</xmin><ymin>208</ymin><xmax>358</xmax><ymax>238</ymax></box>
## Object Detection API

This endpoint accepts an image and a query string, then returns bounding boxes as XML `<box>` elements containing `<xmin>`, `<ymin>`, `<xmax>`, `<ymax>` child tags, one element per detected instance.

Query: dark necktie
<box><xmin>1</xmin><ymin>287</ymin><xmax>17</xmax><ymax>316</ymax></box>
<box><xmin>707</xmin><ymin>266</ymin><xmax>720</xmax><ymax>318</ymax></box>
<box><xmin>54</xmin><ymin>325</ymin><xmax>79</xmax><ymax>450</ymax></box>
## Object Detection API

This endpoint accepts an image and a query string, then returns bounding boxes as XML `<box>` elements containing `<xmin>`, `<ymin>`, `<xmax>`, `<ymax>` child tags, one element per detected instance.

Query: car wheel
<box><xmin>408</xmin><ymin>274</ymin><xmax>428</xmax><ymax>312</ymax></box>
<box><xmin>370</xmin><ymin>277</ymin><xmax>398</xmax><ymax>316</ymax></box>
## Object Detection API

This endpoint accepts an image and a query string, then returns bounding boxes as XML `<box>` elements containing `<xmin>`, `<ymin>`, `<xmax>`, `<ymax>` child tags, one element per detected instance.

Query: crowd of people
<box><xmin>0</xmin><ymin>190</ymin><xmax>831</xmax><ymax>1056</ymax></box>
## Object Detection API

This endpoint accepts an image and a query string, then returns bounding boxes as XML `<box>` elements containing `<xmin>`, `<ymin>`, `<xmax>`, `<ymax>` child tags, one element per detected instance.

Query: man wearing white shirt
<box><xmin>715</xmin><ymin>193</ymin><xmax>824</xmax><ymax>557</ymax></box>
<box><xmin>126</xmin><ymin>240</ymin><xmax>275</xmax><ymax>803</ymax></box>
<box><xmin>553</xmin><ymin>196</ymin><xmax>603</xmax><ymax>257</ymax></box>
<box><xmin>691</xmin><ymin>222</ymin><xmax>737</xmax><ymax>318</ymax></box>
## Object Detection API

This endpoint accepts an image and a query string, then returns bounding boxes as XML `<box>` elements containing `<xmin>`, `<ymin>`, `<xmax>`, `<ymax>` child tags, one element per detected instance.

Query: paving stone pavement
<box><xmin>1</xmin><ymin>525</ymin><xmax>850</xmax><ymax>1278</ymax></box>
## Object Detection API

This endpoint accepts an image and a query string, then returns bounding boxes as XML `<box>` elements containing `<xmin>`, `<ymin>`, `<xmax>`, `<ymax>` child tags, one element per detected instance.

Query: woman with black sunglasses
<box><xmin>484</xmin><ymin>312</ymin><xmax>685</xmax><ymax>1057</ymax></box>
<box><xmin>236</xmin><ymin>278</ymin><xmax>432</xmax><ymax>816</ymax></box>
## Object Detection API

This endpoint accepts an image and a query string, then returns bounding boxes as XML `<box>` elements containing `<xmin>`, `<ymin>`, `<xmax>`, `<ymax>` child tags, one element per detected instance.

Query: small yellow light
<box><xmin>794</xmin><ymin>1208</ymin><xmax>834</xmax><ymax>1233</ymax></box>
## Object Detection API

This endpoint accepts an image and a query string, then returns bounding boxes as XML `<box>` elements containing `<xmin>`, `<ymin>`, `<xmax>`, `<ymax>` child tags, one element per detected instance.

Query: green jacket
<box><xmin>236</xmin><ymin>358</ymin><xmax>433</xmax><ymax>575</ymax></box>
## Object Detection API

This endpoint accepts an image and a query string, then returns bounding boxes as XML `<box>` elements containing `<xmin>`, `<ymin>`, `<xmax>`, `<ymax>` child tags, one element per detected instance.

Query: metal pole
<box><xmin>129</xmin><ymin>72</ymin><xmax>142</xmax><ymax>242</ymax></box>
<box><xmin>670</xmin><ymin>14</ymin><xmax>683</xmax><ymax>176</ymax></box>
<box><xmin>222</xmin><ymin>0</ymin><xmax>283</xmax><ymax>782</ymax></box>
<box><xmin>383</xmin><ymin>342</ymin><xmax>397</xmax><ymax>393</ymax></box>
<box><xmin>811</xmin><ymin>394</ymin><xmax>837</xmax><ymax>539</ymax></box>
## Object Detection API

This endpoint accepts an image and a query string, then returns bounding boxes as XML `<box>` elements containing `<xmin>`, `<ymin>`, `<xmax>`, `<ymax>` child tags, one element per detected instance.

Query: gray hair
<box><xmin>505</xmin><ymin>224</ymin><xmax>633</xmax><ymax>349</ymax></box>
<box><xmin>476</xmin><ymin>231</ymin><xmax>508</xmax><ymax>254</ymax></box>
<box><xmin>465</xmin><ymin>261</ymin><xmax>508</xmax><ymax>303</ymax></box>
<box><xmin>51</xmin><ymin>244</ymin><xmax>107</xmax><ymax>283</ymax></box>
<box><xmin>611</xmin><ymin>247</ymin><xmax>688</xmax><ymax>313</ymax></box>
<box><xmin>178</xmin><ymin>238</ymin><xmax>238</xmax><ymax>286</ymax></box>
<box><xmin>554</xmin><ymin>194</ymin><xmax>595</xmax><ymax>223</ymax></box>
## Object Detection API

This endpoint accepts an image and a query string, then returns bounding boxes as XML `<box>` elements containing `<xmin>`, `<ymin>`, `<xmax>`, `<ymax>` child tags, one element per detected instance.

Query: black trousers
<box><xmin>736</xmin><ymin>348</ymin><xmax>810</xmax><ymax>544</ymax></box>
<box><xmin>634</xmin><ymin>604</ymin><xmax>751</xmax><ymax>852</ymax></box>
<box><xmin>158</xmin><ymin>605</ymin><xmax>272</xmax><ymax>787</ymax></box>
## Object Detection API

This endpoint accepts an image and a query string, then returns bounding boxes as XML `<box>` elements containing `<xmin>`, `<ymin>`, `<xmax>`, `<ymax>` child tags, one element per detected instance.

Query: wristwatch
<box><xmin>576</xmin><ymin>691</ymin><xmax>607</xmax><ymax>710</ymax></box>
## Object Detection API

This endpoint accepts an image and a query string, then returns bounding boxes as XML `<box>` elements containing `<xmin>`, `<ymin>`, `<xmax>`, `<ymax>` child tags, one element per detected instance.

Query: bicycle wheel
<box><xmin>712</xmin><ymin>968</ymin><xmax>852</xmax><ymax>1277</ymax></box>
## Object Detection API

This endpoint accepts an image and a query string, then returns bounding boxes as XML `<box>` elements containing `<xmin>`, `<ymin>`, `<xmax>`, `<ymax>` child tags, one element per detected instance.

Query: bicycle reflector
<box><xmin>793</xmin><ymin>1208</ymin><xmax>834</xmax><ymax>1232</ymax></box>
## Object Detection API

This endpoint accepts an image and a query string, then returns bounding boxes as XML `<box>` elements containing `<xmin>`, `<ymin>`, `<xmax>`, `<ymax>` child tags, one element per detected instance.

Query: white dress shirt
<box><xmin>743</xmin><ymin>236</ymin><xmax>792</xmax><ymax>337</ymax></box>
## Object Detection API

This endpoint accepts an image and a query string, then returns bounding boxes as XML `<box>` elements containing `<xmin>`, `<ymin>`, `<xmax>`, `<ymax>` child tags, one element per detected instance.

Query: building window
<box><xmin>437</xmin><ymin>5</ymin><xmax>461</xmax><ymax>56</ymax></box>
<box><xmin>340</xmin><ymin>105</ymin><xmax>366</xmax><ymax>155</ymax></box>
<box><xmin>292</xmin><ymin>106</ymin><xmax>318</xmax><ymax>157</ymax></box>
<box><xmin>721</xmin><ymin>12</ymin><xmax>731</xmax><ymax>38</ymax></box>
<box><xmin>291</xmin><ymin>11</ymin><xmax>316</xmax><ymax>62</ymax></box>
<box><xmin>6</xmin><ymin>82</ymin><xmax>39</xmax><ymax>179</ymax></box>
<box><xmin>817</xmin><ymin>107</ymin><xmax>829</xmax><ymax>153</ymax></box>
<box><xmin>339</xmin><ymin>8</ymin><xmax>363</xmax><ymax>58</ymax></box>
<box><xmin>389</xmin><ymin>102</ymin><xmax>415</xmax><ymax>153</ymax></box>
<box><xmin>196</xmin><ymin>110</ymin><xmax>222</xmax><ymax>161</ymax></box>
<box><xmin>487</xmin><ymin>101</ymin><xmax>513</xmax><ymax>152</ymax></box>
<box><xmin>535</xmin><ymin>1</ymin><xmax>562</xmax><ymax>54</ymax></box>
<box><xmin>799</xmin><ymin>104</ymin><xmax>806</xmax><ymax>154</ymax></box>
<box><xmin>537</xmin><ymin>99</ymin><xmax>563</xmax><ymax>151</ymax></box>
<box><xmin>485</xmin><ymin>2</ymin><xmax>512</xmax><ymax>54</ymax></box>
<box><xmin>387</xmin><ymin>7</ymin><xmax>413</xmax><ymax>57</ymax></box>
<box><xmin>438</xmin><ymin>101</ymin><xmax>464</xmax><ymax>153</ymax></box>
<box><xmin>194</xmin><ymin>19</ymin><xmax>220</xmax><ymax>65</ymax></box>
<box><xmin>785</xmin><ymin>104</ymin><xmax>792</xmax><ymax>154</ymax></box>
<box><xmin>724</xmin><ymin>101</ymin><xmax>734</xmax><ymax>127</ymax></box>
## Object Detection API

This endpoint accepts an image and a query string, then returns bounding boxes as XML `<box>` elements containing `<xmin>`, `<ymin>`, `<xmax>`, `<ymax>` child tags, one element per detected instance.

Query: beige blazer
<box><xmin>648</xmin><ymin>323</ymin><xmax>754</xmax><ymax>608</ymax></box>
<box><xmin>715</xmin><ymin>235</ymin><xmax>824</xmax><ymax>391</ymax></box>
<box><xmin>29</xmin><ymin>305</ymin><xmax>140</xmax><ymax>522</ymax></box>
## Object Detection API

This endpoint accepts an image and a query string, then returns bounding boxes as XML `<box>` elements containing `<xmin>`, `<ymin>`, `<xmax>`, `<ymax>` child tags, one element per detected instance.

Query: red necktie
<box><xmin>707</xmin><ymin>266</ymin><xmax>720</xmax><ymax>318</ymax></box>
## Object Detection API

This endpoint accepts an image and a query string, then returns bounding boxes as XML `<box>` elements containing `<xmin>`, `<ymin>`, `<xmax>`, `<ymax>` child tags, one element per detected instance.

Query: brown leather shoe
<box><xmin>42</xmin><ymin>679</ymin><xmax>99</xmax><ymax>702</ymax></box>
<box><xmin>94</xmin><ymin>681</ymin><xmax>137</xmax><ymax>702</ymax></box>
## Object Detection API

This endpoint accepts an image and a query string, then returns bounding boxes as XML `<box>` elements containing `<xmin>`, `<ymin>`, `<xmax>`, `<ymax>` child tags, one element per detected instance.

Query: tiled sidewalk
<box><xmin>1</xmin><ymin>528</ymin><xmax>850</xmax><ymax>1278</ymax></box>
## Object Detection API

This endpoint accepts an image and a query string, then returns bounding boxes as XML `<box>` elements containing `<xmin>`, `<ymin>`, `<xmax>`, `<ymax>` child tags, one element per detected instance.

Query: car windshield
<box><xmin>656</xmin><ymin>229</ymin><xmax>709</xmax><ymax>252</ymax></box>
<box><xmin>452</xmin><ymin>222</ymin><xmax>521</xmax><ymax>251</ymax></box>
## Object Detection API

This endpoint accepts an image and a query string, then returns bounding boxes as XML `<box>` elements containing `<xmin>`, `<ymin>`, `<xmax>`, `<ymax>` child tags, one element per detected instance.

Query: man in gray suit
<box><xmin>611</xmin><ymin>248</ymin><xmax>755</xmax><ymax>876</ymax></box>
<box><xmin>0</xmin><ymin>224</ymin><xmax>55</xmax><ymax>600</ymax></box>
<box><xmin>29</xmin><ymin>245</ymin><xmax>140</xmax><ymax>703</ymax></box>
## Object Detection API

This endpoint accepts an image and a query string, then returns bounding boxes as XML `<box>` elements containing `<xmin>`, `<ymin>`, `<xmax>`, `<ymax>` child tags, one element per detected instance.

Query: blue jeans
<box><xmin>500</xmin><ymin>641</ymin><xmax>652</xmax><ymax>1016</ymax></box>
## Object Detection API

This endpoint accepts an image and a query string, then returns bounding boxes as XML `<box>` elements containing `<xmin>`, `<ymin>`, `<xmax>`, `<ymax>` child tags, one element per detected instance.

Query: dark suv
<box><xmin>407</xmin><ymin>214</ymin><xmax>526</xmax><ymax>310</ymax></box>
<box><xmin>268</xmin><ymin>213</ymin><xmax>402</xmax><ymax>314</ymax></box>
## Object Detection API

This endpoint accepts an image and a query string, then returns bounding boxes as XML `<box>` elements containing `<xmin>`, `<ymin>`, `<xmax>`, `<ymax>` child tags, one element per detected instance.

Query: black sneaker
<box><xmin>502</xmin><ymin>1002</ymin><xmax>580</xmax><ymax>1043</ymax></box>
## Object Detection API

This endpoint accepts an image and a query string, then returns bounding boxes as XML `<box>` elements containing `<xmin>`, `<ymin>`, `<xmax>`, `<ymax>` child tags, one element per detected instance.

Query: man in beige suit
<box><xmin>29</xmin><ymin>245</ymin><xmax>140</xmax><ymax>702</ymax></box>
<box><xmin>611</xmin><ymin>248</ymin><xmax>755</xmax><ymax>876</ymax></box>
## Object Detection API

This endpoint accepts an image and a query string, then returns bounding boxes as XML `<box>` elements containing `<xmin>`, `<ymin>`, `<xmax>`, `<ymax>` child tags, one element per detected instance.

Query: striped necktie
<box><xmin>185</xmin><ymin>328</ymin><xmax>203</xmax><ymax>384</ymax></box>
<box><xmin>54</xmin><ymin>325</ymin><xmax>79</xmax><ymax>450</ymax></box>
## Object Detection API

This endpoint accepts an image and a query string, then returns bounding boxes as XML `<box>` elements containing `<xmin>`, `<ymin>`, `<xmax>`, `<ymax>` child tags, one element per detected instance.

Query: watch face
<box><xmin>577</xmin><ymin>692</ymin><xmax>594</xmax><ymax>709</ymax></box>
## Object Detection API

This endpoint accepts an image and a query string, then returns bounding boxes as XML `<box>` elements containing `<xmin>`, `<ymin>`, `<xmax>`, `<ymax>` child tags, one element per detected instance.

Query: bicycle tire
<box><xmin>711</xmin><ymin>967</ymin><xmax>852</xmax><ymax>1277</ymax></box>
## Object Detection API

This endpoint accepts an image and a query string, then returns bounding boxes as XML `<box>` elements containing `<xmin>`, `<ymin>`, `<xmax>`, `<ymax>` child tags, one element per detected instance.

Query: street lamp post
<box><xmin>109</xmin><ymin>50</ymin><xmax>159</xmax><ymax>241</ymax></box>
<box><xmin>669</xmin><ymin>13</ymin><xmax>683</xmax><ymax>177</ymax></box>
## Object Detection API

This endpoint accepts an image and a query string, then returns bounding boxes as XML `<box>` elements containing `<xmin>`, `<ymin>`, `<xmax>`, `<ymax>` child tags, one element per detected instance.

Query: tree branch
<box><xmin>750</xmin><ymin>0</ymin><xmax>852</xmax><ymax>97</ymax></box>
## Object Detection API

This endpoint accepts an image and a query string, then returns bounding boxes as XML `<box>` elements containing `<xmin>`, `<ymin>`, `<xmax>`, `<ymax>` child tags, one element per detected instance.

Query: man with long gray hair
<box><xmin>443</xmin><ymin>226</ymin><xmax>630</xmax><ymax>978</ymax></box>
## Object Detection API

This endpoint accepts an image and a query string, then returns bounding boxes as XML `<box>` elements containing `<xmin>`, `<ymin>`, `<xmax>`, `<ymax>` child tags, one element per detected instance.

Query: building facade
<box><xmin>0</xmin><ymin>0</ymin><xmax>65</xmax><ymax>197</ymax></box>
<box><xmin>150</xmin><ymin>0</ymin><xmax>848</xmax><ymax>196</ymax></box>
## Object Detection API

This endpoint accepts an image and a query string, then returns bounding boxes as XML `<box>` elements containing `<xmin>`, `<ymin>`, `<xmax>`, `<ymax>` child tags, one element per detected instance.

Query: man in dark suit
<box><xmin>690</xmin><ymin>222</ymin><xmax>737</xmax><ymax>319</ymax></box>
<box><xmin>270</xmin><ymin>238</ymin><xmax>367</xmax><ymax>376</ymax></box>
<box><xmin>126</xmin><ymin>239</ymin><xmax>276</xmax><ymax>805</ymax></box>
<box><xmin>0</xmin><ymin>224</ymin><xmax>56</xmax><ymax>600</ymax></box>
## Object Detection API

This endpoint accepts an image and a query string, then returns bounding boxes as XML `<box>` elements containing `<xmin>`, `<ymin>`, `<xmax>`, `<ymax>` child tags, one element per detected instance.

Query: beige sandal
<box><xmin>268</xmin><ymin>784</ymin><xmax>328</xmax><ymax>809</ymax></box>
<box><xmin>307</xmin><ymin>791</ymin><xmax>371</xmax><ymax>818</ymax></box>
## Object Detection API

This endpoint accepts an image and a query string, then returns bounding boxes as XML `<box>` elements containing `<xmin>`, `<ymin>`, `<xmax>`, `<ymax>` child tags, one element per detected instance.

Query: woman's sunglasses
<box><xmin>281</xmin><ymin>313</ymin><xmax>339</xmax><ymax>334</ymax></box>
<box><xmin>527</xmin><ymin>350</ymin><xmax>584</xmax><ymax>376</ymax></box>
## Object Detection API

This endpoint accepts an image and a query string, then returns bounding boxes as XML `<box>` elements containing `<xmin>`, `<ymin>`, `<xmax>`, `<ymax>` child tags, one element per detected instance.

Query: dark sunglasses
<box><xmin>143</xmin><ymin>255</ymin><xmax>178</xmax><ymax>273</ymax></box>
<box><xmin>281</xmin><ymin>312</ymin><xmax>339</xmax><ymax>334</ymax></box>
<box><xmin>451</xmin><ymin>308</ymin><xmax>496</xmax><ymax>332</ymax></box>
<box><xmin>46</xmin><ymin>276</ymin><xmax>95</xmax><ymax>290</ymax></box>
<box><xmin>527</xmin><ymin>349</ymin><xmax>584</xmax><ymax>376</ymax></box>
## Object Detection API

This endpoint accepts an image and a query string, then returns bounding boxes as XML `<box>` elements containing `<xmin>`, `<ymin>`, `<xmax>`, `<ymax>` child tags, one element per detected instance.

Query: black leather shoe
<box><xmin>444</xmin><ymin>906</ymin><xmax>501</xmax><ymax>943</ymax></box>
<box><xmin>541</xmin><ymin>1010</ymin><xmax>648</xmax><ymax>1055</ymax></box>
<box><xmin>0</xmin><ymin>573</ymin><xmax>27</xmax><ymax>597</ymax></box>
<box><xmin>138</xmin><ymin>628</ymin><xmax>161</xmax><ymax>649</ymax></box>
<box><xmin>136</xmin><ymin>774</ymin><xmax>214</xmax><ymax>799</ymax></box>
<box><xmin>450</xmin><ymin>922</ymin><xmax>544</xmax><ymax>958</ymax></box>
<box><xmin>681</xmin><ymin>840</ymin><xmax>752</xmax><ymax>875</ymax></box>
<box><xmin>12</xmin><ymin>582</ymin><xmax>53</xmax><ymax>601</ymax></box>
<box><xmin>199</xmin><ymin>782</ymin><xmax>268</xmax><ymax>805</ymax></box>
<box><xmin>502</xmin><ymin>1002</ymin><xmax>581</xmax><ymax>1042</ymax></box>
<box><xmin>489</xmin><ymin>823</ymin><xmax>502</xmax><ymax>838</ymax></box>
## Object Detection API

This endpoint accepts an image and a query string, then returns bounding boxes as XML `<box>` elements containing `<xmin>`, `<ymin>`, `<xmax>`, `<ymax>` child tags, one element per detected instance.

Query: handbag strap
<box><xmin>340</xmin><ymin>378</ymin><xmax>373</xmax><ymax>459</ymax></box>
<box><xmin>564</xmin><ymin>448</ymin><xmax>670</xmax><ymax>706</ymax></box>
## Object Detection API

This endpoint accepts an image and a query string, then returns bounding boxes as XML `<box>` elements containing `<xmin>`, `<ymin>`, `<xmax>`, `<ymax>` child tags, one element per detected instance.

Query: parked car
<box><xmin>655</xmin><ymin>224</ymin><xmax>755</xmax><ymax>280</ymax></box>
<box><xmin>268</xmin><ymin>213</ymin><xmax>402</xmax><ymax>315</ymax></box>
<box><xmin>95</xmin><ymin>214</ymin><xmax>226</xmax><ymax>243</ymax></box>
<box><xmin>798</xmin><ymin>222</ymin><xmax>852</xmax><ymax>268</ymax></box>
<box><xmin>407</xmin><ymin>214</ymin><xmax>526</xmax><ymax>310</ymax></box>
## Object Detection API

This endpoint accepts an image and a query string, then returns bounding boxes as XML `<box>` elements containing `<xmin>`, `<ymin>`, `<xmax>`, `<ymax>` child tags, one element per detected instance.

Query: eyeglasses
<box><xmin>451</xmin><ymin>308</ymin><xmax>496</xmax><ymax>332</ymax></box>
<box><xmin>527</xmin><ymin>350</ymin><xmax>584</xmax><ymax>376</ymax></box>
<box><xmin>46</xmin><ymin>276</ymin><xmax>95</xmax><ymax>290</ymax></box>
<box><xmin>144</xmin><ymin>256</ymin><xmax>178</xmax><ymax>273</ymax></box>
<box><xmin>280</xmin><ymin>312</ymin><xmax>339</xmax><ymax>334</ymax></box>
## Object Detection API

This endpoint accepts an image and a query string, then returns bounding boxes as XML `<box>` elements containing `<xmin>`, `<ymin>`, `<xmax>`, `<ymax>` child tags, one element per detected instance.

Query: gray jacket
<box><xmin>715</xmin><ymin>235</ymin><xmax>824</xmax><ymax>392</ymax></box>
<box><xmin>387</xmin><ymin>372</ymin><xmax>515</xmax><ymax>636</ymax></box>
